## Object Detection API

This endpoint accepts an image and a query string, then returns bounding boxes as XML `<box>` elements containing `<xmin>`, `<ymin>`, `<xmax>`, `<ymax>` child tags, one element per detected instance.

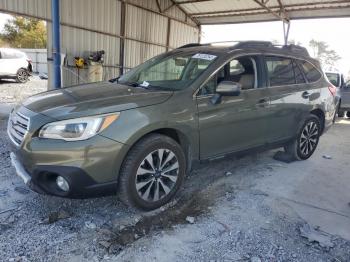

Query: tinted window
<box><xmin>266</xmin><ymin>56</ymin><xmax>295</xmax><ymax>86</ymax></box>
<box><xmin>293</xmin><ymin>61</ymin><xmax>306</xmax><ymax>84</ymax></box>
<box><xmin>326</xmin><ymin>72</ymin><xmax>340</xmax><ymax>87</ymax></box>
<box><xmin>198</xmin><ymin>56</ymin><xmax>257</xmax><ymax>96</ymax></box>
<box><xmin>299</xmin><ymin>60</ymin><xmax>322</xmax><ymax>83</ymax></box>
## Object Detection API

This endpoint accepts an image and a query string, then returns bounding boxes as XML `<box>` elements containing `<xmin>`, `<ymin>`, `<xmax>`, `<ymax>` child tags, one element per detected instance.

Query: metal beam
<box><xmin>193</xmin><ymin>2</ymin><xmax>350</xmax><ymax>20</ymax></box>
<box><xmin>189</xmin><ymin>0</ymin><xmax>350</xmax><ymax>17</ymax></box>
<box><xmin>277</xmin><ymin>0</ymin><xmax>289</xmax><ymax>20</ymax></box>
<box><xmin>176</xmin><ymin>0</ymin><xmax>213</xmax><ymax>3</ymax></box>
<box><xmin>283</xmin><ymin>21</ymin><xmax>291</xmax><ymax>45</ymax></box>
<box><xmin>155</xmin><ymin>0</ymin><xmax>162</xmax><ymax>13</ymax></box>
<box><xmin>169</xmin><ymin>0</ymin><xmax>200</xmax><ymax>25</ymax></box>
<box><xmin>51</xmin><ymin>0</ymin><xmax>61</xmax><ymax>89</ymax></box>
<box><xmin>252</xmin><ymin>0</ymin><xmax>289</xmax><ymax>22</ymax></box>
<box><xmin>163</xmin><ymin>3</ymin><xmax>176</xmax><ymax>13</ymax></box>
<box><xmin>166</xmin><ymin>18</ymin><xmax>171</xmax><ymax>51</ymax></box>
<box><xmin>119</xmin><ymin>1</ymin><xmax>126</xmax><ymax>76</ymax></box>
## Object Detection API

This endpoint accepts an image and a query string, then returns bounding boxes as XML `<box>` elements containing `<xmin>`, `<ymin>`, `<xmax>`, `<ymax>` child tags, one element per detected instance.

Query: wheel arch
<box><xmin>310</xmin><ymin>108</ymin><xmax>325</xmax><ymax>134</ymax></box>
<box><xmin>123</xmin><ymin>127</ymin><xmax>195</xmax><ymax>174</ymax></box>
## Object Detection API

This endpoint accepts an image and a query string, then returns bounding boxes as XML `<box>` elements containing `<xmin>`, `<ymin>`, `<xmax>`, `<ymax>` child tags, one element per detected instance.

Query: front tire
<box><xmin>118</xmin><ymin>134</ymin><xmax>186</xmax><ymax>210</ymax></box>
<box><xmin>284</xmin><ymin>115</ymin><xmax>321</xmax><ymax>160</ymax></box>
<box><xmin>16</xmin><ymin>68</ymin><xmax>29</xmax><ymax>83</ymax></box>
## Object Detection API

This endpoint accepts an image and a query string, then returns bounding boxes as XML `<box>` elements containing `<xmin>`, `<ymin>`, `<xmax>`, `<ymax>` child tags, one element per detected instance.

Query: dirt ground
<box><xmin>1</xmin><ymin>120</ymin><xmax>350</xmax><ymax>262</ymax></box>
<box><xmin>0</xmin><ymin>75</ymin><xmax>47</xmax><ymax>104</ymax></box>
<box><xmin>0</xmin><ymin>80</ymin><xmax>350</xmax><ymax>262</ymax></box>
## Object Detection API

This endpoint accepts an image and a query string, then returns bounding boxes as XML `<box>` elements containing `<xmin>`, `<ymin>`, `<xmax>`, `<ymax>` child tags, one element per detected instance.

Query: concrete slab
<box><xmin>256</xmin><ymin>119</ymin><xmax>350</xmax><ymax>240</ymax></box>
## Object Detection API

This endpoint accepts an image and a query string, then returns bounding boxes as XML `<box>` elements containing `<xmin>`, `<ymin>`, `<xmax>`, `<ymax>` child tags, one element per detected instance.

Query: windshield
<box><xmin>118</xmin><ymin>52</ymin><xmax>217</xmax><ymax>90</ymax></box>
<box><xmin>326</xmin><ymin>72</ymin><xmax>340</xmax><ymax>87</ymax></box>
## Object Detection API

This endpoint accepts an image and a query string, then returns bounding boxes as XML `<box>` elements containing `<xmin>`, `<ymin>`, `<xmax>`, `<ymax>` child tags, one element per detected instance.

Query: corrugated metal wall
<box><xmin>0</xmin><ymin>0</ymin><xmax>200</xmax><ymax>87</ymax></box>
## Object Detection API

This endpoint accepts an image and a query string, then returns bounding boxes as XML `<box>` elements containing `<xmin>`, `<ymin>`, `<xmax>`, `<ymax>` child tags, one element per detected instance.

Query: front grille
<box><xmin>7</xmin><ymin>111</ymin><xmax>30</xmax><ymax>146</ymax></box>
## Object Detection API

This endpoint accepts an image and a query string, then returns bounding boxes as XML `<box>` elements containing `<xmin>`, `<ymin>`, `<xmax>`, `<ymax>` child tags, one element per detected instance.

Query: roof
<box><xmin>173</xmin><ymin>0</ymin><xmax>350</xmax><ymax>25</ymax></box>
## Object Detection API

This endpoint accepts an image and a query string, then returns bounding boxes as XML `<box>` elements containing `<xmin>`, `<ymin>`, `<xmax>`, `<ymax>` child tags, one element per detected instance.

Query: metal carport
<box><xmin>0</xmin><ymin>0</ymin><xmax>349</xmax><ymax>89</ymax></box>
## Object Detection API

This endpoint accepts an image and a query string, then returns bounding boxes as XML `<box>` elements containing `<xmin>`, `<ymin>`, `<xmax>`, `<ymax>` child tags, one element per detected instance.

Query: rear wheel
<box><xmin>347</xmin><ymin>111</ymin><xmax>350</xmax><ymax>118</ymax></box>
<box><xmin>284</xmin><ymin>115</ymin><xmax>321</xmax><ymax>160</ymax></box>
<box><xmin>16</xmin><ymin>68</ymin><xmax>29</xmax><ymax>83</ymax></box>
<box><xmin>118</xmin><ymin>134</ymin><xmax>186</xmax><ymax>210</ymax></box>
<box><xmin>338</xmin><ymin>110</ymin><xmax>345</xmax><ymax>118</ymax></box>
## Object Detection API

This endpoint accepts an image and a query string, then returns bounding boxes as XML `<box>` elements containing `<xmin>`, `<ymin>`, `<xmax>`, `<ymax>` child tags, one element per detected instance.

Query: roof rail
<box><xmin>233</xmin><ymin>41</ymin><xmax>274</xmax><ymax>49</ymax></box>
<box><xmin>177</xmin><ymin>43</ymin><xmax>204</xmax><ymax>49</ymax></box>
<box><xmin>281</xmin><ymin>44</ymin><xmax>310</xmax><ymax>57</ymax></box>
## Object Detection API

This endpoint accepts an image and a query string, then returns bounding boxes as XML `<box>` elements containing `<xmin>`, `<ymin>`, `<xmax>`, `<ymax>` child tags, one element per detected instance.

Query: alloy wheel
<box><xmin>299</xmin><ymin>121</ymin><xmax>319</xmax><ymax>156</ymax></box>
<box><xmin>18</xmin><ymin>70</ymin><xmax>28</xmax><ymax>82</ymax></box>
<box><xmin>135</xmin><ymin>149</ymin><xmax>179</xmax><ymax>202</ymax></box>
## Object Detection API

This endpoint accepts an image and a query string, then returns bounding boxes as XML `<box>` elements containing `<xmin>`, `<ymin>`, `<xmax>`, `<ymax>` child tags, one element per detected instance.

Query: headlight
<box><xmin>39</xmin><ymin>113</ymin><xmax>119</xmax><ymax>141</ymax></box>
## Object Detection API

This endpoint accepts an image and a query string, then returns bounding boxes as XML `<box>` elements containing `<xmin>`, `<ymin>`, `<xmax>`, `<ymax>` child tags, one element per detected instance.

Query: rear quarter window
<box><xmin>299</xmin><ymin>60</ymin><xmax>322</xmax><ymax>83</ymax></box>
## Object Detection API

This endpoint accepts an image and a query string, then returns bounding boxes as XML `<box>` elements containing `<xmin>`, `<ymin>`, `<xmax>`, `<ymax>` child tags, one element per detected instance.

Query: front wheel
<box><xmin>284</xmin><ymin>115</ymin><xmax>321</xmax><ymax>160</ymax></box>
<box><xmin>16</xmin><ymin>68</ymin><xmax>29</xmax><ymax>83</ymax></box>
<box><xmin>118</xmin><ymin>134</ymin><xmax>186</xmax><ymax>210</ymax></box>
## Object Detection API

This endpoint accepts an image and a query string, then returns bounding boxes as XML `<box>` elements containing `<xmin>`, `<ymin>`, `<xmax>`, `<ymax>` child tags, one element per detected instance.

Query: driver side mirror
<box><xmin>216</xmin><ymin>81</ymin><xmax>241</xmax><ymax>96</ymax></box>
<box><xmin>211</xmin><ymin>81</ymin><xmax>241</xmax><ymax>105</ymax></box>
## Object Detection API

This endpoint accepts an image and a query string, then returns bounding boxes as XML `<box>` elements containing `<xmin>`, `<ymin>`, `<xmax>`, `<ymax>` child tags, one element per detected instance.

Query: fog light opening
<box><xmin>56</xmin><ymin>176</ymin><xmax>70</xmax><ymax>192</ymax></box>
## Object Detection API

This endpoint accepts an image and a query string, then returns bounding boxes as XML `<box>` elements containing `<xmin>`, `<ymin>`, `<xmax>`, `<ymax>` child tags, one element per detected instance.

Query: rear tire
<box><xmin>284</xmin><ymin>115</ymin><xmax>321</xmax><ymax>160</ymax></box>
<box><xmin>338</xmin><ymin>110</ymin><xmax>345</xmax><ymax>118</ymax></box>
<box><xmin>118</xmin><ymin>134</ymin><xmax>186</xmax><ymax>210</ymax></box>
<box><xmin>346</xmin><ymin>111</ymin><xmax>350</xmax><ymax>118</ymax></box>
<box><xmin>16</xmin><ymin>68</ymin><xmax>29</xmax><ymax>83</ymax></box>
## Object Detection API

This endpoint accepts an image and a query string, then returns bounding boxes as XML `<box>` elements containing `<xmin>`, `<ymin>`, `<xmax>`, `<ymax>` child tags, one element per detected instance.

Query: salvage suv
<box><xmin>8</xmin><ymin>41</ymin><xmax>337</xmax><ymax>210</ymax></box>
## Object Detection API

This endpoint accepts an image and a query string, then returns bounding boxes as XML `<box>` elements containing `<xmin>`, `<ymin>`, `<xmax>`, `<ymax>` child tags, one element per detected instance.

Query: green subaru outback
<box><xmin>8</xmin><ymin>41</ymin><xmax>337</xmax><ymax>210</ymax></box>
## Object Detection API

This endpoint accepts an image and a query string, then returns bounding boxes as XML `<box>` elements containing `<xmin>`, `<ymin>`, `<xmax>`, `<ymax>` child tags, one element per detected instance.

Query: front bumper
<box><xmin>10</xmin><ymin>152</ymin><xmax>31</xmax><ymax>185</ymax></box>
<box><xmin>10</xmin><ymin>152</ymin><xmax>121</xmax><ymax>198</ymax></box>
<box><xmin>8</xmin><ymin>106</ymin><xmax>131</xmax><ymax>198</ymax></box>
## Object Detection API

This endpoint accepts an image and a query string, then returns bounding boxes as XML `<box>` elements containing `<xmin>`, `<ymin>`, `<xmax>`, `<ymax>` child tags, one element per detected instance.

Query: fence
<box><xmin>19</xmin><ymin>49</ymin><xmax>48</xmax><ymax>74</ymax></box>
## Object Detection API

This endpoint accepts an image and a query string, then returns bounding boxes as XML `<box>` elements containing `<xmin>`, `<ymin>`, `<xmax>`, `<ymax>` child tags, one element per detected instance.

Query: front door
<box><xmin>196</xmin><ymin>55</ymin><xmax>271</xmax><ymax>159</ymax></box>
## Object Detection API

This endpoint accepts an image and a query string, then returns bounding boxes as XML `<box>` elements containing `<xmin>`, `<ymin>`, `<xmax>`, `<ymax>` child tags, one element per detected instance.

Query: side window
<box><xmin>299</xmin><ymin>60</ymin><xmax>322</xmax><ymax>83</ymax></box>
<box><xmin>293</xmin><ymin>61</ymin><xmax>306</xmax><ymax>84</ymax></box>
<box><xmin>198</xmin><ymin>56</ymin><xmax>257</xmax><ymax>96</ymax></box>
<box><xmin>266</xmin><ymin>56</ymin><xmax>295</xmax><ymax>86</ymax></box>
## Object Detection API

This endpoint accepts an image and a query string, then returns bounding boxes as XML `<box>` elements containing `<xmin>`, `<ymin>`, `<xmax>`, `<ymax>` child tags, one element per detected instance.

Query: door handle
<box><xmin>256</xmin><ymin>98</ymin><xmax>269</xmax><ymax>107</ymax></box>
<box><xmin>302</xmin><ymin>91</ymin><xmax>311</xmax><ymax>99</ymax></box>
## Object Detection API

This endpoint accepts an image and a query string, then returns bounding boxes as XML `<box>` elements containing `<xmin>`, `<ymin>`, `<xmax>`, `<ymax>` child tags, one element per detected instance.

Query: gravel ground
<box><xmin>0</xmin><ymin>117</ymin><xmax>350</xmax><ymax>261</ymax></box>
<box><xmin>0</xmin><ymin>75</ymin><xmax>47</xmax><ymax>104</ymax></box>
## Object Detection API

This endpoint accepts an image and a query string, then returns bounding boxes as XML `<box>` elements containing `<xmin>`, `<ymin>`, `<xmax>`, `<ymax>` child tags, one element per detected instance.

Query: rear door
<box><xmin>263</xmin><ymin>56</ymin><xmax>309</xmax><ymax>142</ymax></box>
<box><xmin>264</xmin><ymin>56</ymin><xmax>323</xmax><ymax>143</ymax></box>
<box><xmin>196</xmin><ymin>55</ymin><xmax>271</xmax><ymax>159</ymax></box>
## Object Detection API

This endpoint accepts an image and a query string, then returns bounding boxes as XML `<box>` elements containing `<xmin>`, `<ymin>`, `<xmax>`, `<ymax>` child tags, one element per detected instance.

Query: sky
<box><xmin>202</xmin><ymin>18</ymin><xmax>350</xmax><ymax>77</ymax></box>
<box><xmin>0</xmin><ymin>13</ymin><xmax>349</xmax><ymax>77</ymax></box>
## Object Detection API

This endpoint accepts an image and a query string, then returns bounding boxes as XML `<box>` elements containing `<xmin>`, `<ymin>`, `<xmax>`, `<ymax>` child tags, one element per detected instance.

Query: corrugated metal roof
<box><xmin>174</xmin><ymin>0</ymin><xmax>350</xmax><ymax>24</ymax></box>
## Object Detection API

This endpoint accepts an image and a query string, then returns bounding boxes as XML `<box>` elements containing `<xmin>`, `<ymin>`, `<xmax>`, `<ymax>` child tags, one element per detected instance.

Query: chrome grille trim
<box><xmin>7</xmin><ymin>111</ymin><xmax>30</xmax><ymax>147</ymax></box>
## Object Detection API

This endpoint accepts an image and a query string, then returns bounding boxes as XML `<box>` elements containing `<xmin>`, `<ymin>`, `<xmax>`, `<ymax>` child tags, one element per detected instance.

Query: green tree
<box><xmin>309</xmin><ymin>39</ymin><xmax>340</xmax><ymax>70</ymax></box>
<box><xmin>0</xmin><ymin>16</ymin><xmax>46</xmax><ymax>48</ymax></box>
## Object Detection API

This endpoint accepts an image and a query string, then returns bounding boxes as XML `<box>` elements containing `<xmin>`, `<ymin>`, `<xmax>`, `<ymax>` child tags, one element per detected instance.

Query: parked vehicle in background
<box><xmin>0</xmin><ymin>48</ymin><xmax>32</xmax><ymax>83</ymax></box>
<box><xmin>338</xmin><ymin>79</ymin><xmax>350</xmax><ymax>117</ymax></box>
<box><xmin>326</xmin><ymin>71</ymin><xmax>350</xmax><ymax>117</ymax></box>
<box><xmin>8</xmin><ymin>41</ymin><xmax>337</xmax><ymax>210</ymax></box>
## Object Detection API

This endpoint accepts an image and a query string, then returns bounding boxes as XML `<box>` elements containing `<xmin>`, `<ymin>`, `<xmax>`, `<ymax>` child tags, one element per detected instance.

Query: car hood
<box><xmin>22</xmin><ymin>82</ymin><xmax>173</xmax><ymax>120</ymax></box>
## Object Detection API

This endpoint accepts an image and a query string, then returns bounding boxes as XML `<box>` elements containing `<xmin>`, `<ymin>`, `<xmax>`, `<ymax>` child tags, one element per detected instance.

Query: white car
<box><xmin>0</xmin><ymin>48</ymin><xmax>32</xmax><ymax>83</ymax></box>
